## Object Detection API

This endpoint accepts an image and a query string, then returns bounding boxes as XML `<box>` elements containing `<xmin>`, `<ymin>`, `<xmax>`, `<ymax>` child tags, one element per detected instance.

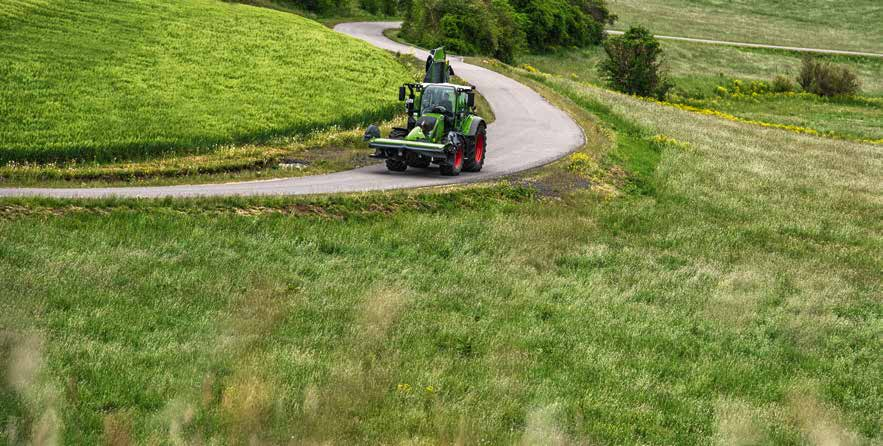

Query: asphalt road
<box><xmin>606</xmin><ymin>30</ymin><xmax>883</xmax><ymax>58</ymax></box>
<box><xmin>0</xmin><ymin>21</ymin><xmax>583</xmax><ymax>199</ymax></box>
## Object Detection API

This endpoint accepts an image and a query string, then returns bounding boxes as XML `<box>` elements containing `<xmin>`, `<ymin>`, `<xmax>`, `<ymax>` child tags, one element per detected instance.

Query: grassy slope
<box><xmin>522</xmin><ymin>43</ymin><xmax>883</xmax><ymax>95</ymax></box>
<box><xmin>2</xmin><ymin>73</ymin><xmax>881</xmax><ymax>444</ymax></box>
<box><xmin>608</xmin><ymin>0</ymin><xmax>883</xmax><ymax>53</ymax></box>
<box><xmin>0</xmin><ymin>0</ymin><xmax>412</xmax><ymax>163</ymax></box>
<box><xmin>522</xmin><ymin>43</ymin><xmax>883</xmax><ymax>142</ymax></box>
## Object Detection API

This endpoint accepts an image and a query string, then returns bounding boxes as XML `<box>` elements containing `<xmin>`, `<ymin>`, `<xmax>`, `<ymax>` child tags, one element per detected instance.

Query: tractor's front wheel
<box><xmin>440</xmin><ymin>143</ymin><xmax>464</xmax><ymax>176</ymax></box>
<box><xmin>386</xmin><ymin>159</ymin><xmax>408</xmax><ymax>172</ymax></box>
<box><xmin>464</xmin><ymin>124</ymin><xmax>486</xmax><ymax>172</ymax></box>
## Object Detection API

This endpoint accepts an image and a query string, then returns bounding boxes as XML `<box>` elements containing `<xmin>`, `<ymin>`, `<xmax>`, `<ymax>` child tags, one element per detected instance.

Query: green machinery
<box><xmin>364</xmin><ymin>48</ymin><xmax>487</xmax><ymax>176</ymax></box>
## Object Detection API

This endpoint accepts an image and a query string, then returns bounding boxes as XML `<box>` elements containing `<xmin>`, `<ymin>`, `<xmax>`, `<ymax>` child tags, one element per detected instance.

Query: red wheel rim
<box><xmin>474</xmin><ymin>133</ymin><xmax>484</xmax><ymax>162</ymax></box>
<box><xmin>454</xmin><ymin>145</ymin><xmax>464</xmax><ymax>169</ymax></box>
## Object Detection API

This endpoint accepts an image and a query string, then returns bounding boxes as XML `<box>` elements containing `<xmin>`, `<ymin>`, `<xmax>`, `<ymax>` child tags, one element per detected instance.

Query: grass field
<box><xmin>522</xmin><ymin>43</ymin><xmax>883</xmax><ymax>95</ymax></box>
<box><xmin>522</xmin><ymin>43</ymin><xmax>883</xmax><ymax>143</ymax></box>
<box><xmin>0</xmin><ymin>51</ymin><xmax>495</xmax><ymax>187</ymax></box>
<box><xmin>608</xmin><ymin>0</ymin><xmax>883</xmax><ymax>53</ymax></box>
<box><xmin>2</xmin><ymin>64</ymin><xmax>881</xmax><ymax>444</ymax></box>
<box><xmin>0</xmin><ymin>0</ymin><xmax>412</xmax><ymax>164</ymax></box>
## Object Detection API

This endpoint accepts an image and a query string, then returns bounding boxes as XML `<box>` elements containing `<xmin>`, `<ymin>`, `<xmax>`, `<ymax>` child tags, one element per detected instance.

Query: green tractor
<box><xmin>364</xmin><ymin>48</ymin><xmax>487</xmax><ymax>176</ymax></box>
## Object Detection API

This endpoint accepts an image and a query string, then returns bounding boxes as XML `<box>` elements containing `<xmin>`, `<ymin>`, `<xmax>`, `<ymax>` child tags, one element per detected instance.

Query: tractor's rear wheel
<box><xmin>386</xmin><ymin>159</ymin><xmax>408</xmax><ymax>172</ymax></box>
<box><xmin>464</xmin><ymin>124</ymin><xmax>486</xmax><ymax>172</ymax></box>
<box><xmin>440</xmin><ymin>143</ymin><xmax>464</xmax><ymax>176</ymax></box>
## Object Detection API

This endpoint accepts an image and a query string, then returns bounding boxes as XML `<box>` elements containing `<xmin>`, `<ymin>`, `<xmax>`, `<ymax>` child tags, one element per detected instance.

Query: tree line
<box><xmin>272</xmin><ymin>0</ymin><xmax>615</xmax><ymax>63</ymax></box>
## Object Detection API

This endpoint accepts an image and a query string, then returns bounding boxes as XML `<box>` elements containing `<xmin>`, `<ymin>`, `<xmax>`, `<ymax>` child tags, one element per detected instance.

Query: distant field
<box><xmin>523</xmin><ymin>43</ymin><xmax>883</xmax><ymax>142</ymax></box>
<box><xmin>0</xmin><ymin>0</ymin><xmax>411</xmax><ymax>163</ymax></box>
<box><xmin>522</xmin><ymin>42</ymin><xmax>883</xmax><ymax>95</ymax></box>
<box><xmin>608</xmin><ymin>0</ymin><xmax>883</xmax><ymax>53</ymax></box>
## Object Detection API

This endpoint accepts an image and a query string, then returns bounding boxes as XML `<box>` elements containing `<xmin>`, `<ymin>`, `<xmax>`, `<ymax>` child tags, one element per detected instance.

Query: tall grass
<box><xmin>0</xmin><ymin>0</ymin><xmax>412</xmax><ymax>163</ymax></box>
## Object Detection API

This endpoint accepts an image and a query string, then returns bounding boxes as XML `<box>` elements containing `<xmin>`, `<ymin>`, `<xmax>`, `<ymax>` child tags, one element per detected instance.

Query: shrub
<box><xmin>599</xmin><ymin>26</ymin><xmax>671</xmax><ymax>99</ymax></box>
<box><xmin>797</xmin><ymin>57</ymin><xmax>860</xmax><ymax>97</ymax></box>
<box><xmin>771</xmin><ymin>75</ymin><xmax>795</xmax><ymax>93</ymax></box>
<box><xmin>402</xmin><ymin>0</ymin><xmax>525</xmax><ymax>62</ymax></box>
<box><xmin>360</xmin><ymin>0</ymin><xmax>398</xmax><ymax>15</ymax></box>
<box><xmin>513</xmin><ymin>0</ymin><xmax>616</xmax><ymax>51</ymax></box>
<box><xmin>402</xmin><ymin>0</ymin><xmax>614</xmax><ymax>61</ymax></box>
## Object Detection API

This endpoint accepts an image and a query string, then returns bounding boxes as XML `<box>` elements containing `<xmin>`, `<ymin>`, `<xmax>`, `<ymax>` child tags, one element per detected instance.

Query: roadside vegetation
<box><xmin>400</xmin><ymin>0</ymin><xmax>615</xmax><ymax>62</ymax></box>
<box><xmin>2</xmin><ymin>58</ymin><xmax>880</xmax><ymax>443</ymax></box>
<box><xmin>0</xmin><ymin>0</ymin><xmax>411</xmax><ymax>164</ymax></box>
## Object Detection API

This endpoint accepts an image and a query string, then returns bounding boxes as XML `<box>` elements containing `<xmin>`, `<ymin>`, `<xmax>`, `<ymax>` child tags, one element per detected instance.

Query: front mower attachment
<box><xmin>368</xmin><ymin>138</ymin><xmax>448</xmax><ymax>159</ymax></box>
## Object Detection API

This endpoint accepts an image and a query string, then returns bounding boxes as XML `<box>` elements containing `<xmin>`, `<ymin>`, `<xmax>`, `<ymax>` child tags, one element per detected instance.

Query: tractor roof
<box><xmin>419</xmin><ymin>82</ymin><xmax>474</xmax><ymax>91</ymax></box>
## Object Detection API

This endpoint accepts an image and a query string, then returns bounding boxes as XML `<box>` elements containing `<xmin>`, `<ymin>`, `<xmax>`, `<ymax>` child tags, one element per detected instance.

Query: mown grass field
<box><xmin>608</xmin><ymin>0</ymin><xmax>883</xmax><ymax>53</ymax></box>
<box><xmin>0</xmin><ymin>0</ymin><xmax>412</xmax><ymax>163</ymax></box>
<box><xmin>2</xmin><ymin>63</ymin><xmax>881</xmax><ymax>444</ymax></box>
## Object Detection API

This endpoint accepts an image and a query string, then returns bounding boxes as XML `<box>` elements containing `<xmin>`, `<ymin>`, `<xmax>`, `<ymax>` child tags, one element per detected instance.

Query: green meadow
<box><xmin>0</xmin><ymin>0</ymin><xmax>411</xmax><ymax>163</ymax></box>
<box><xmin>608</xmin><ymin>0</ymin><xmax>883</xmax><ymax>53</ymax></box>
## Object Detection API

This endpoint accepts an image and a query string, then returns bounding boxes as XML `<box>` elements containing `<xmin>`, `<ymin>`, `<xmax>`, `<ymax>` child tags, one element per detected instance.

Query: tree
<box><xmin>402</xmin><ymin>0</ymin><xmax>613</xmax><ymax>61</ymax></box>
<box><xmin>599</xmin><ymin>26</ymin><xmax>670</xmax><ymax>99</ymax></box>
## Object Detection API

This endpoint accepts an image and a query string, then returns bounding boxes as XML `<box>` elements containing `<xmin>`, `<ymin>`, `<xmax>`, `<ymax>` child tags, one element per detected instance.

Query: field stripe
<box><xmin>605</xmin><ymin>30</ymin><xmax>883</xmax><ymax>58</ymax></box>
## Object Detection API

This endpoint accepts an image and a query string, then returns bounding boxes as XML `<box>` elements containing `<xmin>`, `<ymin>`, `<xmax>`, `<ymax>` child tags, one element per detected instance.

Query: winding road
<box><xmin>0</xmin><ymin>22</ymin><xmax>583</xmax><ymax>199</ymax></box>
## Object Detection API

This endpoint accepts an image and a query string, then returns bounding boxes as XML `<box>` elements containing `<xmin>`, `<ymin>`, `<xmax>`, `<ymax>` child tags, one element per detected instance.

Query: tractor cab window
<box><xmin>420</xmin><ymin>85</ymin><xmax>456</xmax><ymax>116</ymax></box>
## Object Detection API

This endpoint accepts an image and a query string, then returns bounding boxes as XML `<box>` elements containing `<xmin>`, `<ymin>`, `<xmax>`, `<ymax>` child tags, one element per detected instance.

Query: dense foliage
<box><xmin>0</xmin><ymin>0</ymin><xmax>412</xmax><ymax>163</ymax></box>
<box><xmin>599</xmin><ymin>27</ymin><xmax>670</xmax><ymax>99</ymax></box>
<box><xmin>798</xmin><ymin>57</ymin><xmax>861</xmax><ymax>97</ymax></box>
<box><xmin>511</xmin><ymin>0</ymin><xmax>615</xmax><ymax>50</ymax></box>
<box><xmin>401</xmin><ymin>0</ymin><xmax>614</xmax><ymax>62</ymax></box>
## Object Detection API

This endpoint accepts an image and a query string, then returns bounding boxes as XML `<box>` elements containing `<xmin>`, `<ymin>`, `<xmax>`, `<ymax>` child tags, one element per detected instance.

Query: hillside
<box><xmin>608</xmin><ymin>0</ymin><xmax>883</xmax><ymax>53</ymax></box>
<box><xmin>0</xmin><ymin>0</ymin><xmax>411</xmax><ymax>163</ymax></box>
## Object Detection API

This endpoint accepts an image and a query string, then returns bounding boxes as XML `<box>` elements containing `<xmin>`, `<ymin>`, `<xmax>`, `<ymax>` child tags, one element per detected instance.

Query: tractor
<box><xmin>363</xmin><ymin>48</ymin><xmax>487</xmax><ymax>176</ymax></box>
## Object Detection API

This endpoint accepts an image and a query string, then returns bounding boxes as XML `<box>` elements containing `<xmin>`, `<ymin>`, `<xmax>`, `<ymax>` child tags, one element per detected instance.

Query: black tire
<box><xmin>386</xmin><ymin>159</ymin><xmax>408</xmax><ymax>172</ymax></box>
<box><xmin>439</xmin><ymin>143</ymin><xmax>464</xmax><ymax>176</ymax></box>
<box><xmin>385</xmin><ymin>128</ymin><xmax>409</xmax><ymax>172</ymax></box>
<box><xmin>463</xmin><ymin>124</ymin><xmax>486</xmax><ymax>172</ymax></box>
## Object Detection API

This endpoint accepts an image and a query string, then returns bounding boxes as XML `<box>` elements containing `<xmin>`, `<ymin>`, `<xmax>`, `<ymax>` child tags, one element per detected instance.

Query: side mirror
<box><xmin>466</xmin><ymin>92</ymin><xmax>475</xmax><ymax>108</ymax></box>
<box><xmin>399</xmin><ymin>86</ymin><xmax>406</xmax><ymax>101</ymax></box>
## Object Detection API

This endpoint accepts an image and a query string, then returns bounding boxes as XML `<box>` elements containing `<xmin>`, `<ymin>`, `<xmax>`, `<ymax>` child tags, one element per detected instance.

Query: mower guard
<box><xmin>369</xmin><ymin>138</ymin><xmax>449</xmax><ymax>159</ymax></box>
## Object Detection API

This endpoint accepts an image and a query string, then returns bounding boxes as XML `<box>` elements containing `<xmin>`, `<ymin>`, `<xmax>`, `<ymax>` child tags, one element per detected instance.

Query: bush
<box><xmin>599</xmin><ymin>26</ymin><xmax>670</xmax><ymax>99</ymax></box>
<box><xmin>512</xmin><ymin>0</ymin><xmax>616</xmax><ymax>51</ymax></box>
<box><xmin>402</xmin><ymin>0</ymin><xmax>614</xmax><ymax>61</ymax></box>
<box><xmin>797</xmin><ymin>57</ymin><xmax>860</xmax><ymax>97</ymax></box>
<box><xmin>359</xmin><ymin>0</ymin><xmax>398</xmax><ymax>15</ymax></box>
<box><xmin>401</xmin><ymin>0</ymin><xmax>526</xmax><ymax>62</ymax></box>
<box><xmin>771</xmin><ymin>75</ymin><xmax>795</xmax><ymax>93</ymax></box>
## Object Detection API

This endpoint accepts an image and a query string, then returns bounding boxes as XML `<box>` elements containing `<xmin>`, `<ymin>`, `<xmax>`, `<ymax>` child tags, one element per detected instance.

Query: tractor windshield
<box><xmin>420</xmin><ymin>85</ymin><xmax>455</xmax><ymax>116</ymax></box>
